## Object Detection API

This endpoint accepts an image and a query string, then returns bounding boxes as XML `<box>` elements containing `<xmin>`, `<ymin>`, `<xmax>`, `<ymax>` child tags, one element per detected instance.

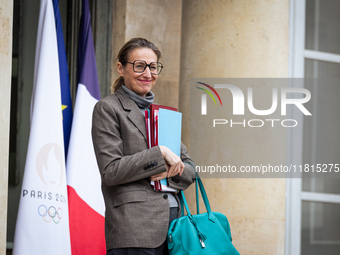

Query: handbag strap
<box><xmin>179</xmin><ymin>190</ymin><xmax>208</xmax><ymax>244</ymax></box>
<box><xmin>195</xmin><ymin>172</ymin><xmax>212</xmax><ymax>214</ymax></box>
<box><xmin>179</xmin><ymin>172</ymin><xmax>214</xmax><ymax>222</ymax></box>
<box><xmin>196</xmin><ymin>177</ymin><xmax>200</xmax><ymax>214</ymax></box>
<box><xmin>179</xmin><ymin>192</ymin><xmax>185</xmax><ymax>217</ymax></box>
<box><xmin>179</xmin><ymin>190</ymin><xmax>192</xmax><ymax>216</ymax></box>
<box><xmin>184</xmin><ymin>161</ymin><xmax>200</xmax><ymax>214</ymax></box>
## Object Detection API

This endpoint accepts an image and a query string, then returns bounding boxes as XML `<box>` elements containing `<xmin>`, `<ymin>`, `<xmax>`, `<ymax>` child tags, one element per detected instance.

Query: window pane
<box><xmin>302</xmin><ymin>179</ymin><xmax>340</xmax><ymax>195</ymax></box>
<box><xmin>302</xmin><ymin>71</ymin><xmax>340</xmax><ymax>194</ymax></box>
<box><xmin>302</xmin><ymin>201</ymin><xmax>340</xmax><ymax>255</ymax></box>
<box><xmin>306</xmin><ymin>0</ymin><xmax>340</xmax><ymax>55</ymax></box>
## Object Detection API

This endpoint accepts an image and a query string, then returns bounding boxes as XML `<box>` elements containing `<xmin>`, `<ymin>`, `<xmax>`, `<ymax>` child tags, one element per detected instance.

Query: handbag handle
<box><xmin>183</xmin><ymin>161</ymin><xmax>200</xmax><ymax>214</ymax></box>
<box><xmin>179</xmin><ymin>170</ymin><xmax>215</xmax><ymax>222</ymax></box>
<box><xmin>195</xmin><ymin>173</ymin><xmax>212</xmax><ymax>215</ymax></box>
<box><xmin>179</xmin><ymin>190</ymin><xmax>191</xmax><ymax>216</ymax></box>
<box><xmin>182</xmin><ymin>162</ymin><xmax>212</xmax><ymax>215</ymax></box>
<box><xmin>196</xmin><ymin>174</ymin><xmax>200</xmax><ymax>214</ymax></box>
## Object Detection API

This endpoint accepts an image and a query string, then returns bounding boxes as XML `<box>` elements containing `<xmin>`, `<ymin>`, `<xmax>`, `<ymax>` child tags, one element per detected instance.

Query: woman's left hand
<box><xmin>150</xmin><ymin>160</ymin><xmax>185</xmax><ymax>181</ymax></box>
<box><xmin>159</xmin><ymin>145</ymin><xmax>184</xmax><ymax>177</ymax></box>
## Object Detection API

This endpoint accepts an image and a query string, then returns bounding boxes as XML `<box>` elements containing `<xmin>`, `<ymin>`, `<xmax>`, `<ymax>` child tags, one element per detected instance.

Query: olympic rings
<box><xmin>38</xmin><ymin>205</ymin><xmax>62</xmax><ymax>224</ymax></box>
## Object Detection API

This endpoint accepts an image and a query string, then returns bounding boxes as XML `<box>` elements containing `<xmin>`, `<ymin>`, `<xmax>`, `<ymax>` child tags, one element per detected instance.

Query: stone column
<box><xmin>179</xmin><ymin>1</ymin><xmax>289</xmax><ymax>254</ymax></box>
<box><xmin>0</xmin><ymin>0</ymin><xmax>13</xmax><ymax>254</ymax></box>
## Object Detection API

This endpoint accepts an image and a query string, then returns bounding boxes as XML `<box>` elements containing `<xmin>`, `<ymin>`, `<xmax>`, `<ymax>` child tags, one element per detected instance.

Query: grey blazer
<box><xmin>91</xmin><ymin>87</ymin><xmax>196</xmax><ymax>250</ymax></box>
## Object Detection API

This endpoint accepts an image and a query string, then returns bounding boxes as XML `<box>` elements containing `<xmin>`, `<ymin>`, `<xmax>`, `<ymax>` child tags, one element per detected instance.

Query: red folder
<box><xmin>146</xmin><ymin>104</ymin><xmax>177</xmax><ymax>191</ymax></box>
<box><xmin>149</xmin><ymin>104</ymin><xmax>177</xmax><ymax>147</ymax></box>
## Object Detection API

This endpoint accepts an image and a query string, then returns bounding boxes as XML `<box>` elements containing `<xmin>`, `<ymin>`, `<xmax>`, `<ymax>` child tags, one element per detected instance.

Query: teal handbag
<box><xmin>167</xmin><ymin>174</ymin><xmax>240</xmax><ymax>255</ymax></box>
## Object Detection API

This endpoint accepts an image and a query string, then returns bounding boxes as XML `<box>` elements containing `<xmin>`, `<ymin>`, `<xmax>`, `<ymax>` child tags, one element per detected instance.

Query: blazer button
<box><xmin>153</xmin><ymin>161</ymin><xmax>158</xmax><ymax>166</ymax></box>
<box><xmin>163</xmin><ymin>194</ymin><xmax>168</xmax><ymax>199</ymax></box>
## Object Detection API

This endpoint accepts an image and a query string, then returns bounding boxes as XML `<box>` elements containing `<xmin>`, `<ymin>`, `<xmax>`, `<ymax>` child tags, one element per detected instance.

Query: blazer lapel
<box><xmin>115</xmin><ymin>87</ymin><xmax>148</xmax><ymax>143</ymax></box>
<box><xmin>127</xmin><ymin>108</ymin><xmax>148</xmax><ymax>142</ymax></box>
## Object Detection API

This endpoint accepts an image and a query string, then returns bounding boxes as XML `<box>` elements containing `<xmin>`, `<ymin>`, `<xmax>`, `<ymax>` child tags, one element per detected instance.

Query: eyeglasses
<box><xmin>126</xmin><ymin>60</ymin><xmax>163</xmax><ymax>75</ymax></box>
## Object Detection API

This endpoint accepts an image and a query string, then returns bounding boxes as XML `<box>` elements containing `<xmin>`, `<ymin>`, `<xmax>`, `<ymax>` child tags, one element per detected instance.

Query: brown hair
<box><xmin>111</xmin><ymin>38</ymin><xmax>162</xmax><ymax>94</ymax></box>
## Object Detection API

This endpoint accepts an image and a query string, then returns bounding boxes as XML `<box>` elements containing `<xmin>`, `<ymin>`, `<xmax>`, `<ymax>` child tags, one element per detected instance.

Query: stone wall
<box><xmin>179</xmin><ymin>1</ymin><xmax>289</xmax><ymax>254</ymax></box>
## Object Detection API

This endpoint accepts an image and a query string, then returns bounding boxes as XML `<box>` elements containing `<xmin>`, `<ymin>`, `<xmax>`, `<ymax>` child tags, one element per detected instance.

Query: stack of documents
<box><xmin>145</xmin><ymin>104</ymin><xmax>182</xmax><ymax>192</ymax></box>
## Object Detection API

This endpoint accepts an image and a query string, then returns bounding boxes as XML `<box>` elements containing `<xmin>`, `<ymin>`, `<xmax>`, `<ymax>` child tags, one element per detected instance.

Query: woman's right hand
<box><xmin>159</xmin><ymin>145</ymin><xmax>184</xmax><ymax>177</ymax></box>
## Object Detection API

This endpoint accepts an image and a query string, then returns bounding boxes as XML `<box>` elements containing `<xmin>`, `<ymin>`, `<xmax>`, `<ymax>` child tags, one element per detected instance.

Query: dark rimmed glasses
<box><xmin>126</xmin><ymin>60</ymin><xmax>163</xmax><ymax>75</ymax></box>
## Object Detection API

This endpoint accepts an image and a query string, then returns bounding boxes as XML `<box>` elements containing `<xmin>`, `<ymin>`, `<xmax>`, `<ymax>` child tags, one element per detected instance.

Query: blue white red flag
<box><xmin>66</xmin><ymin>0</ymin><xmax>106</xmax><ymax>254</ymax></box>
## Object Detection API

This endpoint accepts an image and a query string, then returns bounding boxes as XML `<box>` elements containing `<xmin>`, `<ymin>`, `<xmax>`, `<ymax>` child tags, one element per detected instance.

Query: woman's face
<box><xmin>117</xmin><ymin>48</ymin><xmax>158</xmax><ymax>97</ymax></box>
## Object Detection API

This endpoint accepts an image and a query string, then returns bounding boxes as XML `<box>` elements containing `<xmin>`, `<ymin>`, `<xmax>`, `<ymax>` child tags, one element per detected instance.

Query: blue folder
<box><xmin>158</xmin><ymin>108</ymin><xmax>182</xmax><ymax>190</ymax></box>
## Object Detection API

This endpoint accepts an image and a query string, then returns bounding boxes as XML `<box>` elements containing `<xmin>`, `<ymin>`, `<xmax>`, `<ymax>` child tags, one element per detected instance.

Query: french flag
<box><xmin>66</xmin><ymin>0</ymin><xmax>106</xmax><ymax>254</ymax></box>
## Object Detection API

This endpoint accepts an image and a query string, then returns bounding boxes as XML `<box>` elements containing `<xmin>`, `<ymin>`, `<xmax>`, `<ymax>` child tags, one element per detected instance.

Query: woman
<box><xmin>92</xmin><ymin>38</ymin><xmax>196</xmax><ymax>255</ymax></box>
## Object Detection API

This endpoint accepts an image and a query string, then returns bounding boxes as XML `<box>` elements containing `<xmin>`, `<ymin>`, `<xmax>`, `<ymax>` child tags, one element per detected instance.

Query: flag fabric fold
<box><xmin>66</xmin><ymin>0</ymin><xmax>106</xmax><ymax>254</ymax></box>
<box><xmin>13</xmin><ymin>0</ymin><xmax>71</xmax><ymax>254</ymax></box>
<box><xmin>52</xmin><ymin>0</ymin><xmax>73</xmax><ymax>159</ymax></box>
